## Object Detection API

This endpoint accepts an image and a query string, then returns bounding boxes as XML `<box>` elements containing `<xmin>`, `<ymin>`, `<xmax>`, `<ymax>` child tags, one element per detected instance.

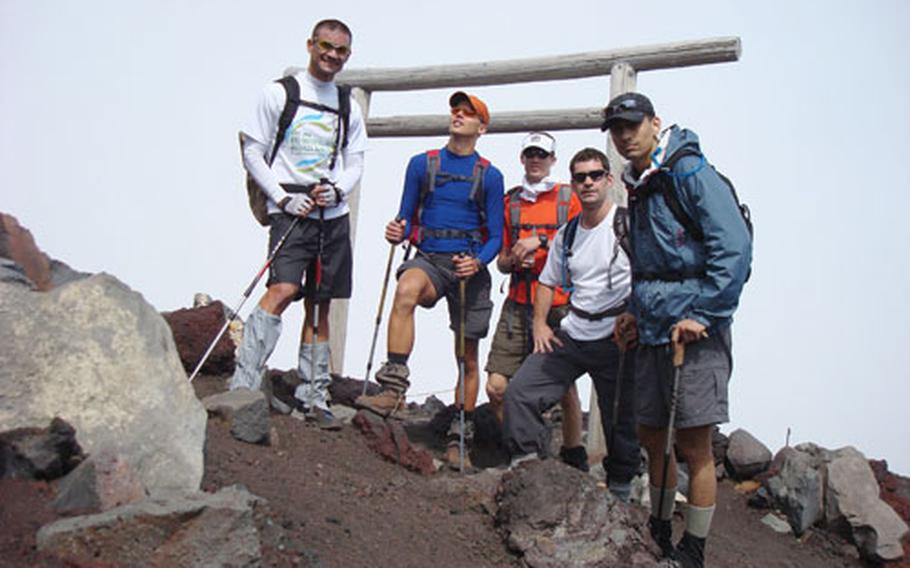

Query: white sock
<box><xmin>685</xmin><ymin>504</ymin><xmax>715</xmax><ymax>538</ymax></box>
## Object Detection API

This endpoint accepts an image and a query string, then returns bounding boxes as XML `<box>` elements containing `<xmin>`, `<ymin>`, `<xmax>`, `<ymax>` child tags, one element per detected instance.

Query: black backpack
<box><xmin>243</xmin><ymin>76</ymin><xmax>352</xmax><ymax>226</ymax></box>
<box><xmin>645</xmin><ymin>149</ymin><xmax>753</xmax><ymax>244</ymax></box>
<box><xmin>559</xmin><ymin>206</ymin><xmax>631</xmax><ymax>294</ymax></box>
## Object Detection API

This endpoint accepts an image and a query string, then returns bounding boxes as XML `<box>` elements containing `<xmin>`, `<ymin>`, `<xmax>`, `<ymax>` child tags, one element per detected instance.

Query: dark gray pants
<box><xmin>503</xmin><ymin>330</ymin><xmax>641</xmax><ymax>483</ymax></box>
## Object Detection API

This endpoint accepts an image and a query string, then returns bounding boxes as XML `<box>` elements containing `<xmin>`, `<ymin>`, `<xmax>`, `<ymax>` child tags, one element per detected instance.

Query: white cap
<box><xmin>520</xmin><ymin>132</ymin><xmax>556</xmax><ymax>155</ymax></box>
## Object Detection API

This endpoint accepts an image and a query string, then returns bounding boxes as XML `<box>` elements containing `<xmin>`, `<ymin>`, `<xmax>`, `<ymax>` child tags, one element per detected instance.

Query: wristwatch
<box><xmin>538</xmin><ymin>234</ymin><xmax>549</xmax><ymax>250</ymax></box>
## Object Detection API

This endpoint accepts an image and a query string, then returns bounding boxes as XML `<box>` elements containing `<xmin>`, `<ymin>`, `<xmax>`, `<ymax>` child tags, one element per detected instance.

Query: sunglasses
<box><xmin>450</xmin><ymin>105</ymin><xmax>478</xmax><ymax>118</ymax></box>
<box><xmin>571</xmin><ymin>169</ymin><xmax>608</xmax><ymax>183</ymax></box>
<box><xmin>522</xmin><ymin>147</ymin><xmax>551</xmax><ymax>160</ymax></box>
<box><xmin>314</xmin><ymin>39</ymin><xmax>351</xmax><ymax>57</ymax></box>
<box><xmin>606</xmin><ymin>99</ymin><xmax>640</xmax><ymax>116</ymax></box>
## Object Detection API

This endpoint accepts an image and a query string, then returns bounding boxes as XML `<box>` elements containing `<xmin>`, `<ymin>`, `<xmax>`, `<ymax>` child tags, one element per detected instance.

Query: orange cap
<box><xmin>449</xmin><ymin>91</ymin><xmax>490</xmax><ymax>125</ymax></box>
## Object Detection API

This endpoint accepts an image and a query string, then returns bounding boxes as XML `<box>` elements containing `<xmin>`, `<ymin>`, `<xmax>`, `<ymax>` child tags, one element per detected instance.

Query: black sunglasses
<box><xmin>522</xmin><ymin>147</ymin><xmax>551</xmax><ymax>160</ymax></box>
<box><xmin>571</xmin><ymin>169</ymin><xmax>608</xmax><ymax>183</ymax></box>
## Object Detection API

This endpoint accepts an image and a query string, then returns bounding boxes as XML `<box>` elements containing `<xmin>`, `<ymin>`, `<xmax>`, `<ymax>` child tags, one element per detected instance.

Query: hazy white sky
<box><xmin>3</xmin><ymin>0</ymin><xmax>908</xmax><ymax>473</ymax></box>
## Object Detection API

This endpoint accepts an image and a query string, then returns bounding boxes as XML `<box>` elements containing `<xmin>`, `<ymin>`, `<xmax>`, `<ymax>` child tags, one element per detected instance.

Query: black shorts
<box><xmin>266</xmin><ymin>213</ymin><xmax>353</xmax><ymax>301</ymax></box>
<box><xmin>396</xmin><ymin>252</ymin><xmax>493</xmax><ymax>339</ymax></box>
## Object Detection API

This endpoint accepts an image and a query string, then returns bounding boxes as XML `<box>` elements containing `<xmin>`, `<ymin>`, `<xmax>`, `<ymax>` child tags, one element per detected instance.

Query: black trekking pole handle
<box><xmin>188</xmin><ymin>216</ymin><xmax>300</xmax><ymax>382</ymax></box>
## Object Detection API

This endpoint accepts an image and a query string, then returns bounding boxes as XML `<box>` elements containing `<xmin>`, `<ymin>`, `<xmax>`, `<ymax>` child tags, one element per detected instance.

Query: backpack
<box><xmin>647</xmin><ymin>149</ymin><xmax>753</xmax><ymax>244</ymax></box>
<box><xmin>634</xmin><ymin>147</ymin><xmax>752</xmax><ymax>281</ymax></box>
<box><xmin>560</xmin><ymin>206</ymin><xmax>631</xmax><ymax>294</ymax></box>
<box><xmin>408</xmin><ymin>149</ymin><xmax>490</xmax><ymax>244</ymax></box>
<box><xmin>243</xmin><ymin>76</ymin><xmax>352</xmax><ymax>226</ymax></box>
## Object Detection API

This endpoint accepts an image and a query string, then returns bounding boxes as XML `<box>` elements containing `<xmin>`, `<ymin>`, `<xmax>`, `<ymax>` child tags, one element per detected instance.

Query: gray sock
<box><xmin>229</xmin><ymin>306</ymin><xmax>281</xmax><ymax>391</ymax></box>
<box><xmin>685</xmin><ymin>504</ymin><xmax>715</xmax><ymax>539</ymax></box>
<box><xmin>295</xmin><ymin>342</ymin><xmax>331</xmax><ymax>411</ymax></box>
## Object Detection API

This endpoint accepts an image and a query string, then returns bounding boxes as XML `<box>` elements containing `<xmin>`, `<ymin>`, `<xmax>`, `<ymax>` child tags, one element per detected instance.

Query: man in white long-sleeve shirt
<box><xmin>230</xmin><ymin>18</ymin><xmax>367</xmax><ymax>429</ymax></box>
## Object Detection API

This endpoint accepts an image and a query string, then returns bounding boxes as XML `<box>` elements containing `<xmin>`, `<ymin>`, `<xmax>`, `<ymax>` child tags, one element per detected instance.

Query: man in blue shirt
<box><xmin>605</xmin><ymin>93</ymin><xmax>752</xmax><ymax>567</ymax></box>
<box><xmin>355</xmin><ymin>92</ymin><xmax>504</xmax><ymax>468</ymax></box>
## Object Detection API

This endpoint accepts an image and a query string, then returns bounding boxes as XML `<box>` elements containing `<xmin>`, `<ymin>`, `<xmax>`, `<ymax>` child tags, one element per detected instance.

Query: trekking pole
<box><xmin>656</xmin><ymin>339</ymin><xmax>685</xmax><ymax>520</ymax></box>
<box><xmin>188</xmin><ymin>217</ymin><xmax>300</xmax><ymax>382</ymax></box>
<box><xmin>523</xmin><ymin>268</ymin><xmax>534</xmax><ymax>356</ymax></box>
<box><xmin>362</xmin><ymin>242</ymin><xmax>397</xmax><ymax>396</ymax></box>
<box><xmin>457</xmin><ymin>271</ymin><xmax>468</xmax><ymax>473</ymax></box>
<box><xmin>310</xmin><ymin>187</ymin><xmax>327</xmax><ymax>400</ymax></box>
<box><xmin>609</xmin><ymin>347</ymin><xmax>626</xmax><ymax>472</ymax></box>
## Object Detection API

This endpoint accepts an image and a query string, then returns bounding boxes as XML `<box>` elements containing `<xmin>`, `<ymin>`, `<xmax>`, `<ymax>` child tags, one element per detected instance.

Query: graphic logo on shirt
<box><xmin>287</xmin><ymin>111</ymin><xmax>337</xmax><ymax>175</ymax></box>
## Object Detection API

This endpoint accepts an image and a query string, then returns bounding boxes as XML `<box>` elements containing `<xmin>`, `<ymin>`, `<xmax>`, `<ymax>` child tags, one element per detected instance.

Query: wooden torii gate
<box><xmin>326</xmin><ymin>36</ymin><xmax>741</xmax><ymax>462</ymax></box>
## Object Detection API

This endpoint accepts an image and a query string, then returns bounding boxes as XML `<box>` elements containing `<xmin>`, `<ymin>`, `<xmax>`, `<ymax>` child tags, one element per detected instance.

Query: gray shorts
<box><xmin>396</xmin><ymin>252</ymin><xmax>493</xmax><ymax>339</ymax></box>
<box><xmin>635</xmin><ymin>326</ymin><xmax>732</xmax><ymax>430</ymax></box>
<box><xmin>267</xmin><ymin>213</ymin><xmax>353</xmax><ymax>301</ymax></box>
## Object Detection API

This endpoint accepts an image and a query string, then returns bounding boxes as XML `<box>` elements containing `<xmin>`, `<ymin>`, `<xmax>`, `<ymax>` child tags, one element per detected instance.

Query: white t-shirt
<box><xmin>539</xmin><ymin>205</ymin><xmax>631</xmax><ymax>341</ymax></box>
<box><xmin>242</xmin><ymin>71</ymin><xmax>368</xmax><ymax>220</ymax></box>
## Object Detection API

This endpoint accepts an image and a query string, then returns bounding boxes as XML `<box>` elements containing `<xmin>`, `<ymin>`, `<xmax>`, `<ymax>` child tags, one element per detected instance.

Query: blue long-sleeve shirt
<box><xmin>623</xmin><ymin>126</ymin><xmax>752</xmax><ymax>346</ymax></box>
<box><xmin>397</xmin><ymin>147</ymin><xmax>505</xmax><ymax>265</ymax></box>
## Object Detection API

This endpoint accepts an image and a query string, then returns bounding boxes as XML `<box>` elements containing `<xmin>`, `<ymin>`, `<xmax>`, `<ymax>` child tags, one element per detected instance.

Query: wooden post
<box><xmin>328</xmin><ymin>87</ymin><xmax>371</xmax><ymax>374</ymax></box>
<box><xmin>586</xmin><ymin>62</ymin><xmax>637</xmax><ymax>467</ymax></box>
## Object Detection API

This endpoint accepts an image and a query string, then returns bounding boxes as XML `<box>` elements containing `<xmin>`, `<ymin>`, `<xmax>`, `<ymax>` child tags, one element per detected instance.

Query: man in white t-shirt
<box><xmin>229</xmin><ymin>19</ymin><xmax>368</xmax><ymax>430</ymax></box>
<box><xmin>503</xmin><ymin>147</ymin><xmax>640</xmax><ymax>501</ymax></box>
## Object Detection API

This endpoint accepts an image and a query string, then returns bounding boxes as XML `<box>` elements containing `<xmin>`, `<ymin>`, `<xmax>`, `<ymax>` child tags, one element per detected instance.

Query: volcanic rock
<box><xmin>825</xmin><ymin>447</ymin><xmax>908</xmax><ymax>562</ymax></box>
<box><xmin>52</xmin><ymin>447</ymin><xmax>146</xmax><ymax>514</ymax></box>
<box><xmin>0</xmin><ymin>417</ymin><xmax>83</xmax><ymax>480</ymax></box>
<box><xmin>353</xmin><ymin>410</ymin><xmax>436</xmax><ymax>476</ymax></box>
<box><xmin>726</xmin><ymin>428</ymin><xmax>772</xmax><ymax>480</ymax></box>
<box><xmin>163</xmin><ymin>301</ymin><xmax>236</xmax><ymax>376</ymax></box>
<box><xmin>0</xmin><ymin>273</ymin><xmax>207</xmax><ymax>493</ymax></box>
<box><xmin>203</xmin><ymin>388</ymin><xmax>270</xmax><ymax>445</ymax></box>
<box><xmin>496</xmin><ymin>459</ymin><xmax>660</xmax><ymax>567</ymax></box>
<box><xmin>37</xmin><ymin>485</ymin><xmax>265</xmax><ymax>567</ymax></box>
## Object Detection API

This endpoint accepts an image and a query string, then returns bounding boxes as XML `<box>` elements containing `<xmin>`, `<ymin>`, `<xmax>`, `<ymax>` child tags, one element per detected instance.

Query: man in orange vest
<box><xmin>484</xmin><ymin>132</ymin><xmax>589</xmax><ymax>470</ymax></box>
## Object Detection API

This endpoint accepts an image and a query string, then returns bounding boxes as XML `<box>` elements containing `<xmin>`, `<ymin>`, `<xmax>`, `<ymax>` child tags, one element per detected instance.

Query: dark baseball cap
<box><xmin>600</xmin><ymin>92</ymin><xmax>656</xmax><ymax>131</ymax></box>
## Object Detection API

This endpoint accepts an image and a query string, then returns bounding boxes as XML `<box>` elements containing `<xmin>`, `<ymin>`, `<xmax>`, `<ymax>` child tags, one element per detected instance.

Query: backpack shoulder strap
<box><xmin>506</xmin><ymin>186</ymin><xmax>522</xmax><ymax>242</ymax></box>
<box><xmin>423</xmin><ymin>149</ymin><xmax>441</xmax><ymax>200</ymax></box>
<box><xmin>469</xmin><ymin>155</ymin><xmax>491</xmax><ymax>225</ymax></box>
<box><xmin>337</xmin><ymin>84</ymin><xmax>352</xmax><ymax>150</ymax></box>
<box><xmin>269</xmin><ymin>76</ymin><xmax>300</xmax><ymax>165</ymax></box>
<box><xmin>657</xmin><ymin>148</ymin><xmax>705</xmax><ymax>242</ymax></box>
<box><xmin>555</xmin><ymin>183</ymin><xmax>573</xmax><ymax>226</ymax></box>
<box><xmin>613</xmin><ymin>206</ymin><xmax>631</xmax><ymax>259</ymax></box>
<box><xmin>560</xmin><ymin>215</ymin><xmax>581</xmax><ymax>293</ymax></box>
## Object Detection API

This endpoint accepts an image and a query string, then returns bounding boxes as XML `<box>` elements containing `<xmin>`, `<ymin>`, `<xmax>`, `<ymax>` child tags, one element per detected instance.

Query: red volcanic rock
<box><xmin>162</xmin><ymin>302</ymin><xmax>236</xmax><ymax>376</ymax></box>
<box><xmin>353</xmin><ymin>410</ymin><xmax>436</xmax><ymax>476</ymax></box>
<box><xmin>0</xmin><ymin>212</ymin><xmax>52</xmax><ymax>290</ymax></box>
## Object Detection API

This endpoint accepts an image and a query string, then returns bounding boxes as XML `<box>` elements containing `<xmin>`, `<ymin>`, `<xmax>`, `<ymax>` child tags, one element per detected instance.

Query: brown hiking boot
<box><xmin>446</xmin><ymin>443</ymin><xmax>473</xmax><ymax>471</ymax></box>
<box><xmin>354</xmin><ymin>389</ymin><xmax>404</xmax><ymax>418</ymax></box>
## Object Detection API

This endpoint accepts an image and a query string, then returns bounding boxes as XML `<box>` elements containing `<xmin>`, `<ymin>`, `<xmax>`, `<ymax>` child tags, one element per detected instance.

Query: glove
<box><xmin>279</xmin><ymin>194</ymin><xmax>313</xmax><ymax>217</ymax></box>
<box><xmin>316</xmin><ymin>183</ymin><xmax>343</xmax><ymax>208</ymax></box>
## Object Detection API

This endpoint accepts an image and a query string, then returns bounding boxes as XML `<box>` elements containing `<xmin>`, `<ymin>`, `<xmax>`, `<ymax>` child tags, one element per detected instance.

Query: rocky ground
<box><xmin>1</xmin><ymin>371</ymin><xmax>879</xmax><ymax>568</ymax></box>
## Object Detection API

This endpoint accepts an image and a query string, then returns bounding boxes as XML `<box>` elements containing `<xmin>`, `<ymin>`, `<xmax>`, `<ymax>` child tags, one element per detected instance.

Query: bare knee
<box><xmin>638</xmin><ymin>424</ymin><xmax>666</xmax><ymax>454</ymax></box>
<box><xmin>261</xmin><ymin>283</ymin><xmax>299</xmax><ymax>315</ymax></box>
<box><xmin>393</xmin><ymin>271</ymin><xmax>432</xmax><ymax>311</ymax></box>
<box><xmin>486</xmin><ymin>373</ymin><xmax>508</xmax><ymax>404</ymax></box>
<box><xmin>675</xmin><ymin>426</ymin><xmax>714</xmax><ymax>466</ymax></box>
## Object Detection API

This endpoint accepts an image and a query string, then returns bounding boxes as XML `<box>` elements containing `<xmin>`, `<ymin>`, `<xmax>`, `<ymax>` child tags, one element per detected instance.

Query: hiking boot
<box><xmin>670</xmin><ymin>532</ymin><xmax>705</xmax><ymax>568</ymax></box>
<box><xmin>649</xmin><ymin>516</ymin><xmax>675</xmax><ymax>558</ymax></box>
<box><xmin>373</xmin><ymin>361</ymin><xmax>410</xmax><ymax>392</ymax></box>
<box><xmin>354</xmin><ymin>389</ymin><xmax>404</xmax><ymax>418</ymax></box>
<box><xmin>559</xmin><ymin>445</ymin><xmax>590</xmax><ymax>472</ymax></box>
<box><xmin>306</xmin><ymin>408</ymin><xmax>343</xmax><ymax>431</ymax></box>
<box><xmin>446</xmin><ymin>442</ymin><xmax>473</xmax><ymax>471</ymax></box>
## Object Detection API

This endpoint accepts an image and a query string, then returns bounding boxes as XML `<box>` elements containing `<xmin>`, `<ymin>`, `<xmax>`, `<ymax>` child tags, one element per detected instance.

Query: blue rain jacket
<box><xmin>624</xmin><ymin>125</ymin><xmax>752</xmax><ymax>346</ymax></box>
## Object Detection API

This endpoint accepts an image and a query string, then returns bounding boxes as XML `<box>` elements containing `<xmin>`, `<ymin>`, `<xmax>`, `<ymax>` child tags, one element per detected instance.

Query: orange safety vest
<box><xmin>503</xmin><ymin>184</ymin><xmax>581</xmax><ymax>305</ymax></box>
